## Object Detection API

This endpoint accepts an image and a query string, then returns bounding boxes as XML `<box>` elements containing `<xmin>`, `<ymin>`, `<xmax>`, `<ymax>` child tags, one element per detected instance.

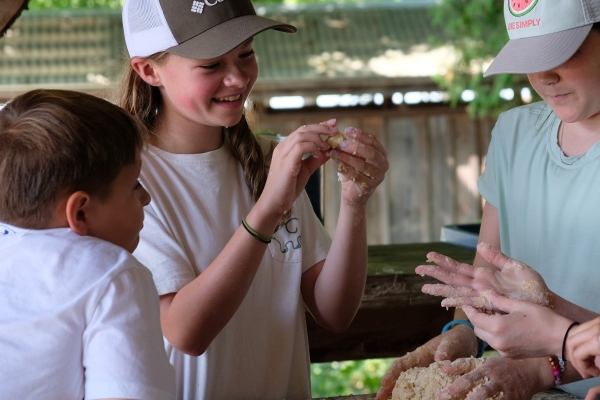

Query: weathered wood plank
<box><xmin>311</xmin><ymin>389</ymin><xmax>581</xmax><ymax>400</ymax></box>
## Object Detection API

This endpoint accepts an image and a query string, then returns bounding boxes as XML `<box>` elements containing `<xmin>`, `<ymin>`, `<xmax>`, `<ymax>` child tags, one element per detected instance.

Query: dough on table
<box><xmin>390</xmin><ymin>357</ymin><xmax>501</xmax><ymax>400</ymax></box>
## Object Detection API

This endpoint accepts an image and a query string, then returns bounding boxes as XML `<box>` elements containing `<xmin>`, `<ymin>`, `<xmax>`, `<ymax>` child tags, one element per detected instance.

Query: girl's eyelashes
<box><xmin>241</xmin><ymin>49</ymin><xmax>255</xmax><ymax>58</ymax></box>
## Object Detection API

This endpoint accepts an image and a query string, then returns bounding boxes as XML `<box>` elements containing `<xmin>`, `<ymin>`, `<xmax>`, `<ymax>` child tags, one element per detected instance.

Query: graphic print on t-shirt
<box><xmin>272</xmin><ymin>218</ymin><xmax>302</xmax><ymax>254</ymax></box>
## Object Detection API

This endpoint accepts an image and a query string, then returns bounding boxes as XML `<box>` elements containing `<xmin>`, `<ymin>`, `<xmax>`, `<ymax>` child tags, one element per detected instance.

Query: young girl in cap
<box><xmin>376</xmin><ymin>0</ymin><xmax>600</xmax><ymax>399</ymax></box>
<box><xmin>119</xmin><ymin>0</ymin><xmax>388</xmax><ymax>399</ymax></box>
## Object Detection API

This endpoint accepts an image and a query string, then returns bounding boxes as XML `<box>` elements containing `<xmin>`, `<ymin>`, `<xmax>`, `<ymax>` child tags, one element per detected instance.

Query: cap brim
<box><xmin>166</xmin><ymin>15</ymin><xmax>296</xmax><ymax>60</ymax></box>
<box><xmin>483</xmin><ymin>24</ymin><xmax>592</xmax><ymax>77</ymax></box>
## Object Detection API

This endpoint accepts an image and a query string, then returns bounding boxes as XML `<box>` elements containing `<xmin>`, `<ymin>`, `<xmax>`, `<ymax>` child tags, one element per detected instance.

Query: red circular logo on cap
<box><xmin>509</xmin><ymin>0</ymin><xmax>539</xmax><ymax>17</ymax></box>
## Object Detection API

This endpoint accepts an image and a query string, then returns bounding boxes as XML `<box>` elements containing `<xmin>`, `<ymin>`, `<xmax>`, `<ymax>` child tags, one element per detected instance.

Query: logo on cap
<box><xmin>191</xmin><ymin>0</ymin><xmax>224</xmax><ymax>14</ymax></box>
<box><xmin>509</xmin><ymin>0</ymin><xmax>539</xmax><ymax>17</ymax></box>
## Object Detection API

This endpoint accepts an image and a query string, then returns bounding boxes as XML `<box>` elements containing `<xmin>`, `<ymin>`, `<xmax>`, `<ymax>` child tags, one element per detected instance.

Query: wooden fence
<box><xmin>253</xmin><ymin>104</ymin><xmax>495</xmax><ymax>245</ymax></box>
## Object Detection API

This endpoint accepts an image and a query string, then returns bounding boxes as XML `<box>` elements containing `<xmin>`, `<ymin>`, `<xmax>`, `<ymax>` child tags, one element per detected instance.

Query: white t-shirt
<box><xmin>0</xmin><ymin>223</ymin><xmax>175</xmax><ymax>400</ymax></box>
<box><xmin>479</xmin><ymin>101</ymin><xmax>600</xmax><ymax>396</ymax></box>
<box><xmin>134</xmin><ymin>141</ymin><xmax>331</xmax><ymax>400</ymax></box>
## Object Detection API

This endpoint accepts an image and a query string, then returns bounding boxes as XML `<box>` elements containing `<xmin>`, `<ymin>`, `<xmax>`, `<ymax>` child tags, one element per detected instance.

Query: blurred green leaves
<box><xmin>311</xmin><ymin>358</ymin><xmax>395</xmax><ymax>397</ymax></box>
<box><xmin>430</xmin><ymin>0</ymin><xmax>539</xmax><ymax>118</ymax></box>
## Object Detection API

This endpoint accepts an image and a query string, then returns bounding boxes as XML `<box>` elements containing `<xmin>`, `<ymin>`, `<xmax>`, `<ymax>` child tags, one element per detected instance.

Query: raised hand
<box><xmin>327</xmin><ymin>126</ymin><xmax>388</xmax><ymax>209</ymax></box>
<box><xmin>567</xmin><ymin>317</ymin><xmax>600</xmax><ymax>379</ymax></box>
<box><xmin>375</xmin><ymin>325</ymin><xmax>478</xmax><ymax>400</ymax></box>
<box><xmin>262</xmin><ymin>119</ymin><xmax>339</xmax><ymax>216</ymax></box>
<box><xmin>418</xmin><ymin>242</ymin><xmax>554</xmax><ymax>313</ymax></box>
<box><xmin>440</xmin><ymin>356</ymin><xmax>543</xmax><ymax>400</ymax></box>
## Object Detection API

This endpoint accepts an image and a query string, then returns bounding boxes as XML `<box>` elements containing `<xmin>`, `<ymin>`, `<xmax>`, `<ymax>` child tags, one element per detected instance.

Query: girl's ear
<box><xmin>65</xmin><ymin>191</ymin><xmax>92</xmax><ymax>236</ymax></box>
<box><xmin>131</xmin><ymin>57</ymin><xmax>161</xmax><ymax>87</ymax></box>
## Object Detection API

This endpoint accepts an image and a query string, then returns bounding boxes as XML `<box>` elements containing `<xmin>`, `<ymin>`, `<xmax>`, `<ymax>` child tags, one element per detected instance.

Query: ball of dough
<box><xmin>391</xmin><ymin>358</ymin><xmax>495</xmax><ymax>400</ymax></box>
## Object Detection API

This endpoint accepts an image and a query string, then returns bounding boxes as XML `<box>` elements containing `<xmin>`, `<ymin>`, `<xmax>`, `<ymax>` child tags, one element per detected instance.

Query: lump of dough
<box><xmin>390</xmin><ymin>358</ymin><xmax>496</xmax><ymax>400</ymax></box>
<box><xmin>325</xmin><ymin>131</ymin><xmax>346</xmax><ymax>149</ymax></box>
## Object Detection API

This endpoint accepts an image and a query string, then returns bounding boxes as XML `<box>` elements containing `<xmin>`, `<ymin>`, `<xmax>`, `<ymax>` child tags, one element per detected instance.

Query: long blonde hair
<box><xmin>117</xmin><ymin>54</ymin><xmax>285</xmax><ymax>221</ymax></box>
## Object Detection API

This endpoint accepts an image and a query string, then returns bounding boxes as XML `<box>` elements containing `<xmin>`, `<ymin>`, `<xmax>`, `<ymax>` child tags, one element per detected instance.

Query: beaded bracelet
<box><xmin>548</xmin><ymin>356</ymin><xmax>563</xmax><ymax>386</ymax></box>
<box><xmin>241</xmin><ymin>218</ymin><xmax>272</xmax><ymax>244</ymax></box>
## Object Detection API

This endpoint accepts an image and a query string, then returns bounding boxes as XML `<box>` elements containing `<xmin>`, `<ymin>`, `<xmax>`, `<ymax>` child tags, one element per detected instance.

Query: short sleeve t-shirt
<box><xmin>478</xmin><ymin>101</ymin><xmax>600</xmax><ymax>395</ymax></box>
<box><xmin>0</xmin><ymin>224</ymin><xmax>175</xmax><ymax>400</ymax></box>
<box><xmin>134</xmin><ymin>141</ymin><xmax>331</xmax><ymax>400</ymax></box>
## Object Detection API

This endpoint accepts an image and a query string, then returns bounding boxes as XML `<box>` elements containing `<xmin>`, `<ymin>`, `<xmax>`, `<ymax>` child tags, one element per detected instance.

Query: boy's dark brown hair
<box><xmin>0</xmin><ymin>89</ymin><xmax>146</xmax><ymax>229</ymax></box>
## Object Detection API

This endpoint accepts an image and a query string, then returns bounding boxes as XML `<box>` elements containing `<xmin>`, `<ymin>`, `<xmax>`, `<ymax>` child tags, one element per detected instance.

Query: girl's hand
<box><xmin>452</xmin><ymin>294</ymin><xmax>572</xmax><ymax>359</ymax></box>
<box><xmin>262</xmin><ymin>120</ymin><xmax>338</xmax><ymax>216</ymax></box>
<box><xmin>567</xmin><ymin>317</ymin><xmax>600</xmax><ymax>379</ymax></box>
<box><xmin>440</xmin><ymin>356</ymin><xmax>543</xmax><ymax>400</ymax></box>
<box><xmin>375</xmin><ymin>325</ymin><xmax>478</xmax><ymax>400</ymax></box>
<box><xmin>328</xmin><ymin>126</ymin><xmax>388</xmax><ymax>209</ymax></box>
<box><xmin>418</xmin><ymin>242</ymin><xmax>554</xmax><ymax>312</ymax></box>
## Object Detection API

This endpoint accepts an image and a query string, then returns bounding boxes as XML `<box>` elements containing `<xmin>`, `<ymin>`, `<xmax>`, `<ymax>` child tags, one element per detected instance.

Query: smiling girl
<box><xmin>118</xmin><ymin>1</ymin><xmax>388</xmax><ymax>399</ymax></box>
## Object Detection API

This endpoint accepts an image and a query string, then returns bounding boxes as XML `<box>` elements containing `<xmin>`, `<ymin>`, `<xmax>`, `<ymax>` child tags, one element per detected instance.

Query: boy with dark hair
<box><xmin>0</xmin><ymin>89</ymin><xmax>175</xmax><ymax>400</ymax></box>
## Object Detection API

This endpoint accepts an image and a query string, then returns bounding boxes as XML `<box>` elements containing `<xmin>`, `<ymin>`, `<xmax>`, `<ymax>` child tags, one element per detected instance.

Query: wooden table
<box><xmin>313</xmin><ymin>390</ymin><xmax>580</xmax><ymax>399</ymax></box>
<box><xmin>307</xmin><ymin>242</ymin><xmax>476</xmax><ymax>362</ymax></box>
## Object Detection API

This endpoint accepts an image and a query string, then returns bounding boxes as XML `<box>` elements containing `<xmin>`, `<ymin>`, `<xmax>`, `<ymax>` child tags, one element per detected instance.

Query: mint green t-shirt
<box><xmin>479</xmin><ymin>101</ymin><xmax>600</xmax><ymax>396</ymax></box>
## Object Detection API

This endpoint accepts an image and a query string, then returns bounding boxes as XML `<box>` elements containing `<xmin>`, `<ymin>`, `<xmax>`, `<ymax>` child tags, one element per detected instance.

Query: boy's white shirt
<box><xmin>134</xmin><ymin>140</ymin><xmax>331</xmax><ymax>400</ymax></box>
<box><xmin>0</xmin><ymin>224</ymin><xmax>175</xmax><ymax>400</ymax></box>
<box><xmin>479</xmin><ymin>101</ymin><xmax>600</xmax><ymax>396</ymax></box>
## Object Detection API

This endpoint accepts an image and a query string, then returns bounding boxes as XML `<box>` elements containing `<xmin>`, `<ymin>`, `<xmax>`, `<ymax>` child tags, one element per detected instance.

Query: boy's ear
<box><xmin>131</xmin><ymin>57</ymin><xmax>161</xmax><ymax>87</ymax></box>
<box><xmin>64</xmin><ymin>191</ymin><xmax>92</xmax><ymax>236</ymax></box>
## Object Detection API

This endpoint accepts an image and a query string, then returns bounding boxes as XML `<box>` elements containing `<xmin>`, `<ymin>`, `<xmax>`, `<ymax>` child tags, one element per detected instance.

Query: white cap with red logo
<box><xmin>484</xmin><ymin>0</ymin><xmax>600</xmax><ymax>76</ymax></box>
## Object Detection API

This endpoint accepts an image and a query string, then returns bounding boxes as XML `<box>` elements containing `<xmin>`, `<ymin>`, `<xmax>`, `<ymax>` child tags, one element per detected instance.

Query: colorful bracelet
<box><xmin>441</xmin><ymin>320</ymin><xmax>488</xmax><ymax>358</ymax></box>
<box><xmin>548</xmin><ymin>356</ymin><xmax>562</xmax><ymax>386</ymax></box>
<box><xmin>241</xmin><ymin>218</ymin><xmax>272</xmax><ymax>244</ymax></box>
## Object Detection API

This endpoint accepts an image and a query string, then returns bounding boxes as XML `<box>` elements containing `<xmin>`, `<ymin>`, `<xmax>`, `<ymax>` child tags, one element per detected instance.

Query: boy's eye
<box><xmin>134</xmin><ymin>180</ymin><xmax>143</xmax><ymax>190</ymax></box>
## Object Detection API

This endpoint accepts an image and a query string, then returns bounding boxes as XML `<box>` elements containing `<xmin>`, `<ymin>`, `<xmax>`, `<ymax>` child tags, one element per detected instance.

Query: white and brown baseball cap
<box><xmin>484</xmin><ymin>0</ymin><xmax>600</xmax><ymax>77</ymax></box>
<box><xmin>123</xmin><ymin>0</ymin><xmax>296</xmax><ymax>59</ymax></box>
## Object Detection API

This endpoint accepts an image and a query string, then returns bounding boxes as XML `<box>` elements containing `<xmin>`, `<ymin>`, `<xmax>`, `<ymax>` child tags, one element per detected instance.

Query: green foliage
<box><xmin>28</xmin><ymin>0</ymin><xmax>122</xmax><ymax>9</ymax></box>
<box><xmin>310</xmin><ymin>358</ymin><xmax>395</xmax><ymax>398</ymax></box>
<box><xmin>430</xmin><ymin>0</ymin><xmax>539</xmax><ymax>118</ymax></box>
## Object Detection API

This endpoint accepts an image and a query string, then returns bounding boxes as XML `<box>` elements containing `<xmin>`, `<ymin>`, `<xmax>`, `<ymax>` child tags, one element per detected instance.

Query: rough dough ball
<box><xmin>391</xmin><ymin>358</ymin><xmax>498</xmax><ymax>400</ymax></box>
<box><xmin>325</xmin><ymin>131</ymin><xmax>346</xmax><ymax>149</ymax></box>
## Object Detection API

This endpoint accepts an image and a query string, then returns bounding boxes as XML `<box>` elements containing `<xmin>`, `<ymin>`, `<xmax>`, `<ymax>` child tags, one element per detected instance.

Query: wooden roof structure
<box><xmin>0</xmin><ymin>1</ymin><xmax>453</xmax><ymax>99</ymax></box>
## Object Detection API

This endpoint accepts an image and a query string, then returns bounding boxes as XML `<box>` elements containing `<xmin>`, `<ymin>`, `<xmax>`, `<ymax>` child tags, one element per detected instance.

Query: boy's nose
<box><xmin>140</xmin><ymin>186</ymin><xmax>151</xmax><ymax>206</ymax></box>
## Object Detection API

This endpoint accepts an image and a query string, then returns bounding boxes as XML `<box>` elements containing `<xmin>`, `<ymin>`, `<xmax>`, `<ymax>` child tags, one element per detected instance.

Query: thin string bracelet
<box><xmin>242</xmin><ymin>218</ymin><xmax>272</xmax><ymax>244</ymax></box>
<box><xmin>560</xmin><ymin>321</ymin><xmax>580</xmax><ymax>370</ymax></box>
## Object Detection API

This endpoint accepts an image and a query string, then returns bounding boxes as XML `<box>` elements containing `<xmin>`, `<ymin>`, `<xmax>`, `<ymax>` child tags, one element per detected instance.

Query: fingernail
<box><xmin>346</xmin><ymin>127</ymin><xmax>358</xmax><ymax>136</ymax></box>
<box><xmin>331</xmin><ymin>150</ymin><xmax>339</xmax><ymax>157</ymax></box>
<box><xmin>340</xmin><ymin>141</ymin><xmax>348</xmax><ymax>148</ymax></box>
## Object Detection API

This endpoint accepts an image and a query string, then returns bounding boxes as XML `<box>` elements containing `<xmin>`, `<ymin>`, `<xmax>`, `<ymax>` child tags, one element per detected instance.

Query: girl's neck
<box><xmin>560</xmin><ymin>114</ymin><xmax>600</xmax><ymax>157</ymax></box>
<box><xmin>151</xmin><ymin>111</ymin><xmax>223</xmax><ymax>155</ymax></box>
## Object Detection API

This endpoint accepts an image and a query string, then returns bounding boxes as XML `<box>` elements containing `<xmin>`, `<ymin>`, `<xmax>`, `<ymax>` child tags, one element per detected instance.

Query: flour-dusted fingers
<box><xmin>334</xmin><ymin>127</ymin><xmax>388</xmax><ymax>168</ymax></box>
<box><xmin>464</xmin><ymin>381</ymin><xmax>502</xmax><ymax>400</ymax></box>
<box><xmin>435</xmin><ymin>325</ymin><xmax>479</xmax><ymax>361</ymax></box>
<box><xmin>422</xmin><ymin>284</ymin><xmax>476</xmax><ymax>298</ymax></box>
<box><xmin>426</xmin><ymin>251</ymin><xmax>479</xmax><ymax>278</ymax></box>
<box><xmin>417</xmin><ymin>263</ymin><xmax>475</xmax><ymax>287</ymax></box>
<box><xmin>375</xmin><ymin>344</ymin><xmax>437</xmax><ymax>400</ymax></box>
<box><xmin>275</xmin><ymin>122</ymin><xmax>338</xmax><ymax>160</ymax></box>
<box><xmin>442</xmin><ymin>357</ymin><xmax>539</xmax><ymax>400</ymax></box>
<box><xmin>441</xmin><ymin>295</ymin><xmax>496</xmax><ymax>312</ymax></box>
